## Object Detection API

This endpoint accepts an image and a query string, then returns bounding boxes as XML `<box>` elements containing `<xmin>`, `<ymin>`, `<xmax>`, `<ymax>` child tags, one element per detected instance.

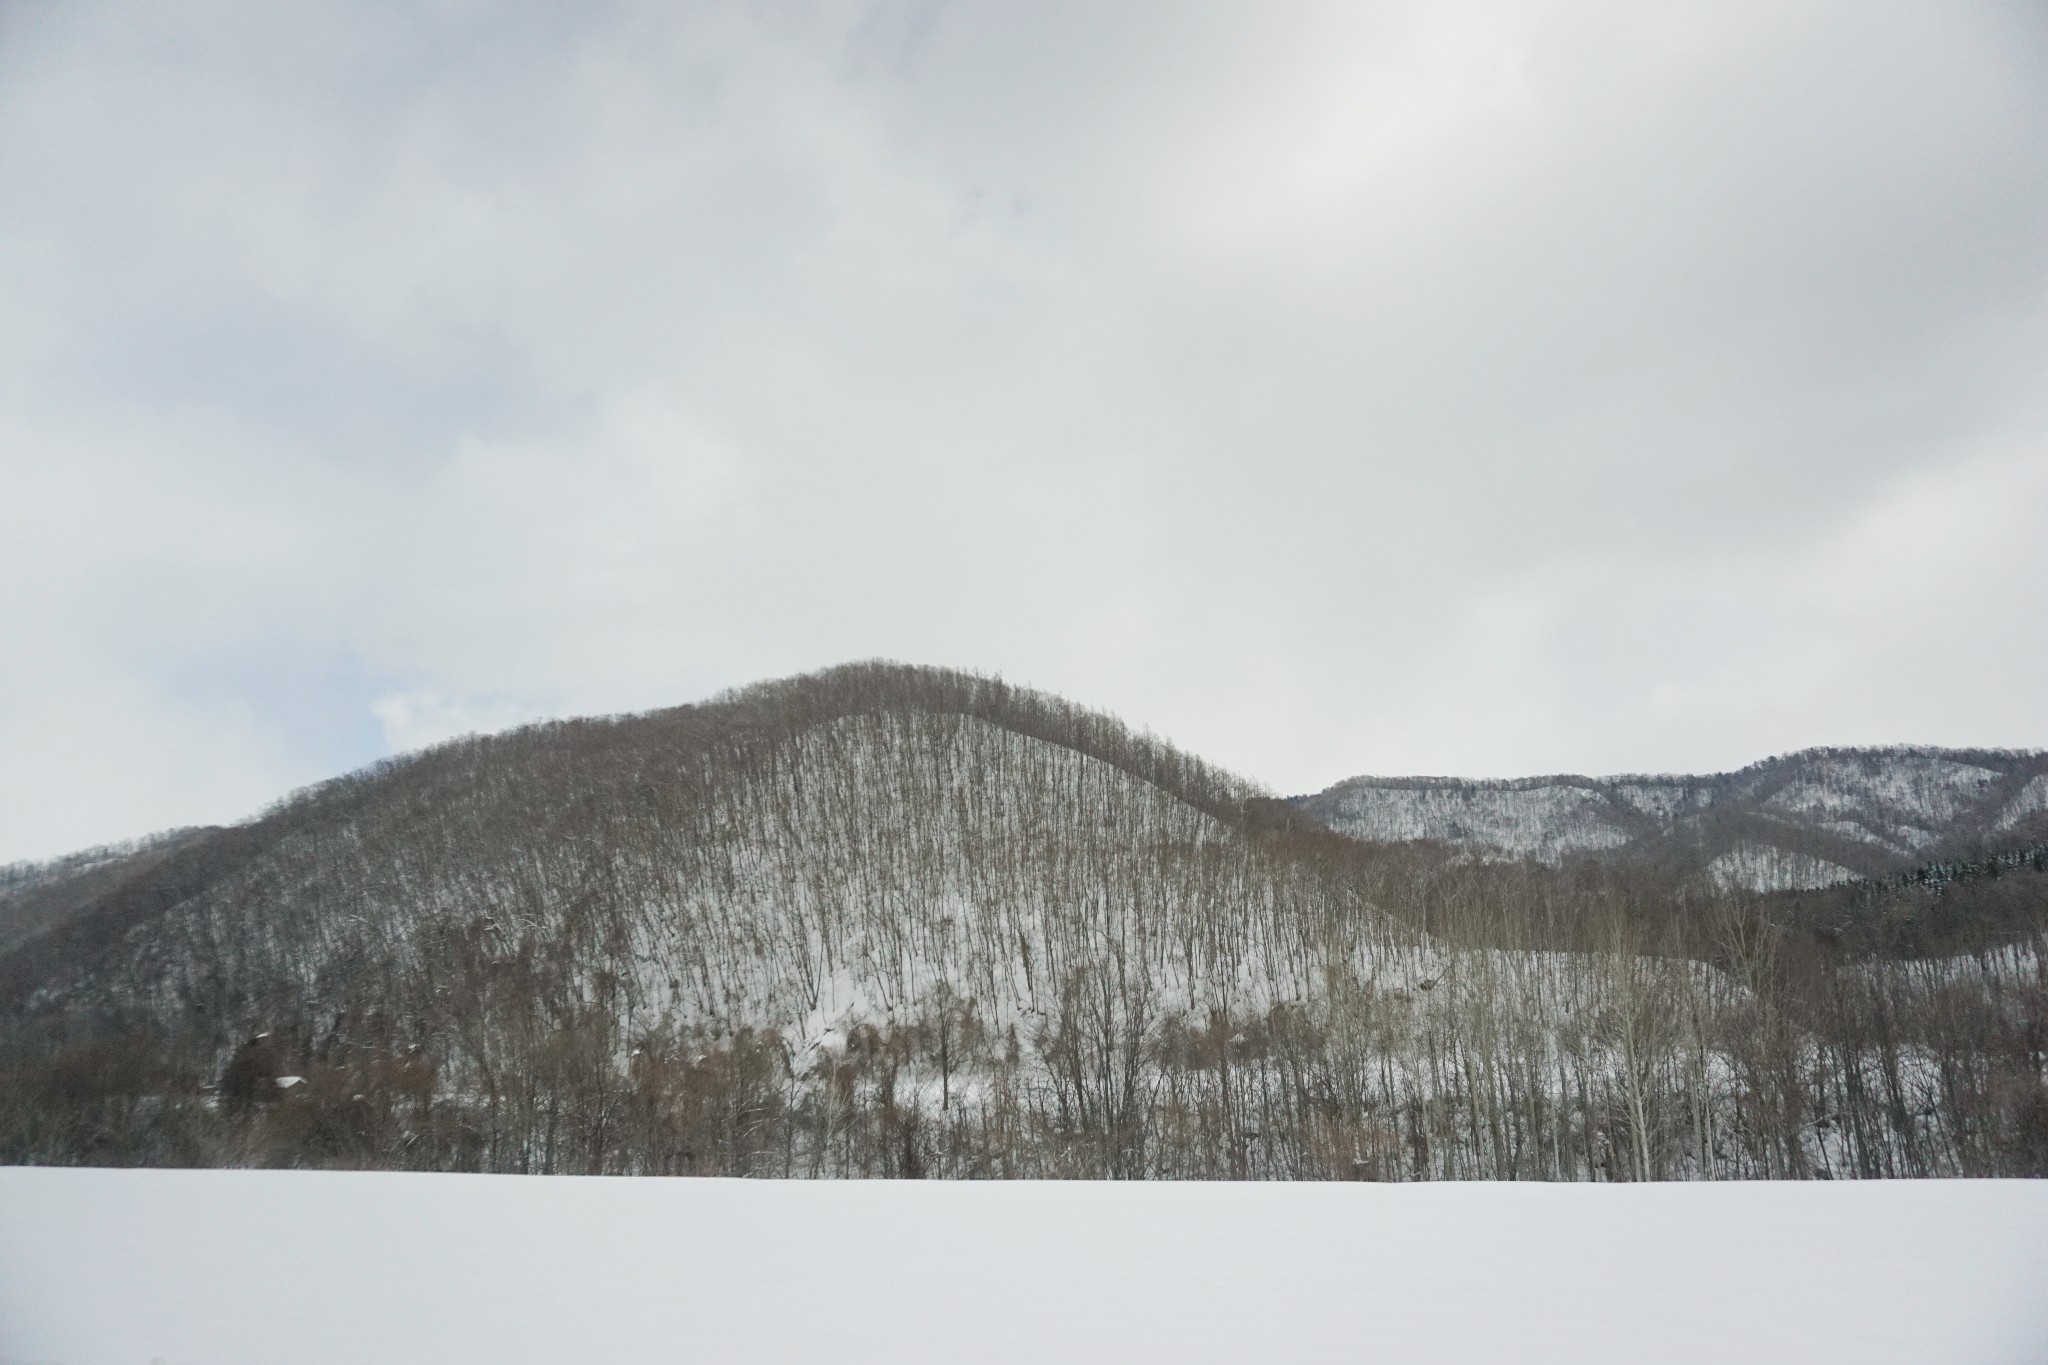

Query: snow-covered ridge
<box><xmin>1304</xmin><ymin>781</ymin><xmax>1631</xmax><ymax>865</ymax></box>
<box><xmin>1295</xmin><ymin>746</ymin><xmax>2048</xmax><ymax>891</ymax></box>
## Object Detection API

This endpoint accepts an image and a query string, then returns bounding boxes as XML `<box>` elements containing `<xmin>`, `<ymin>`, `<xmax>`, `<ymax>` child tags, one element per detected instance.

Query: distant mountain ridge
<box><xmin>1292</xmin><ymin>746</ymin><xmax>2048</xmax><ymax>891</ymax></box>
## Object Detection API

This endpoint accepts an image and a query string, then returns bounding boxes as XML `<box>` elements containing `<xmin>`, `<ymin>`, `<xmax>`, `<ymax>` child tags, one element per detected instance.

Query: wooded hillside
<box><xmin>4</xmin><ymin>663</ymin><xmax>2044</xmax><ymax>1179</ymax></box>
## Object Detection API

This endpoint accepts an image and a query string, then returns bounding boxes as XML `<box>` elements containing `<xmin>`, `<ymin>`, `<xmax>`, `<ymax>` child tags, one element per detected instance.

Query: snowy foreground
<box><xmin>3</xmin><ymin>1172</ymin><xmax>2047</xmax><ymax>1365</ymax></box>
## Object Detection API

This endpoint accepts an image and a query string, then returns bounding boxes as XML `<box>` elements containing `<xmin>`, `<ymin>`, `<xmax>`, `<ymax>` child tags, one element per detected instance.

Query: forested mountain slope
<box><xmin>5</xmin><ymin>665</ymin><xmax>1360</xmax><ymax>1033</ymax></box>
<box><xmin>0</xmin><ymin>828</ymin><xmax>215</xmax><ymax>956</ymax></box>
<box><xmin>1294</xmin><ymin>748</ymin><xmax>2048</xmax><ymax>891</ymax></box>
<box><xmin>3</xmin><ymin>664</ymin><xmax>2043</xmax><ymax>1180</ymax></box>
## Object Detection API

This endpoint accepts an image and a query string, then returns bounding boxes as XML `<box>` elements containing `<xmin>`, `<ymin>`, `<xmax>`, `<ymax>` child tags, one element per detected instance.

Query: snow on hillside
<box><xmin>3</xmin><ymin>1169</ymin><xmax>2044</xmax><ymax>1365</ymax></box>
<box><xmin>1707</xmin><ymin>842</ymin><xmax>1859</xmax><ymax>892</ymax></box>
<box><xmin>8</xmin><ymin>673</ymin><xmax>2041</xmax><ymax>1184</ymax></box>
<box><xmin>75</xmin><ymin>707</ymin><xmax>1299</xmax><ymax>1050</ymax></box>
<box><xmin>1996</xmin><ymin>773</ymin><xmax>2048</xmax><ymax>832</ymax></box>
<box><xmin>1612</xmin><ymin>779</ymin><xmax>1716</xmax><ymax>821</ymax></box>
<box><xmin>1762</xmin><ymin>755</ymin><xmax>2001</xmax><ymax>850</ymax></box>
<box><xmin>1303</xmin><ymin>780</ymin><xmax>1631</xmax><ymax>862</ymax></box>
<box><xmin>1297</xmin><ymin>747</ymin><xmax>2048</xmax><ymax>889</ymax></box>
<box><xmin>618</xmin><ymin>710</ymin><xmax>1233</xmax><ymax>1030</ymax></box>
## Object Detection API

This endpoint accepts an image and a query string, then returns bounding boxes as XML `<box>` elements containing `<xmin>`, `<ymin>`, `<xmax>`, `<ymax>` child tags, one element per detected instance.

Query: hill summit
<box><xmin>3</xmin><ymin>663</ymin><xmax>2043</xmax><ymax>1180</ymax></box>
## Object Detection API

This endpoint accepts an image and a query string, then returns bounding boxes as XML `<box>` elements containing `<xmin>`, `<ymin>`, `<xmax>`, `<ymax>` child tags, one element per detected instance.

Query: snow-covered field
<box><xmin>4</xmin><ymin>1171</ymin><xmax>2046</xmax><ymax>1365</ymax></box>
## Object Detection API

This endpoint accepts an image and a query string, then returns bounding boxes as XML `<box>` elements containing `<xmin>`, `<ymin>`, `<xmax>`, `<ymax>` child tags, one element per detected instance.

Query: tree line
<box><xmin>3</xmin><ymin>663</ymin><xmax>2043</xmax><ymax>1178</ymax></box>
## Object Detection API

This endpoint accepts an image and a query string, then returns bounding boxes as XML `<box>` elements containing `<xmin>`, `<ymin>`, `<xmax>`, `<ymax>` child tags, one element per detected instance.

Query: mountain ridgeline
<box><xmin>1295</xmin><ymin>748</ymin><xmax>2048</xmax><ymax>892</ymax></box>
<box><xmin>3</xmin><ymin>664</ymin><xmax>2044</xmax><ymax>1179</ymax></box>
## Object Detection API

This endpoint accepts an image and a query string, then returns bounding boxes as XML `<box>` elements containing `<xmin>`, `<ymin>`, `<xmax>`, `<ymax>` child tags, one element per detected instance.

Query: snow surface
<box><xmin>3</xmin><ymin>1170</ymin><xmax>2046</xmax><ymax>1365</ymax></box>
<box><xmin>1996</xmin><ymin>773</ymin><xmax>2048</xmax><ymax>832</ymax></box>
<box><xmin>1313</xmin><ymin>782</ymin><xmax>1630</xmax><ymax>863</ymax></box>
<box><xmin>1706</xmin><ymin>842</ymin><xmax>1859</xmax><ymax>892</ymax></box>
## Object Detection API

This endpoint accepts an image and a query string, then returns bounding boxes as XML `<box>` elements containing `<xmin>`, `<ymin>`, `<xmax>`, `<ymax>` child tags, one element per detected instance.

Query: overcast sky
<box><xmin>3</xmin><ymin>1</ymin><xmax>2045</xmax><ymax>862</ymax></box>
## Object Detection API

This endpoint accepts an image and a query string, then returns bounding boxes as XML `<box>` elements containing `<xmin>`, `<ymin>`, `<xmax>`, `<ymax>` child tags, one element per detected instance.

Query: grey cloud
<box><xmin>2</xmin><ymin>0</ymin><xmax>2044</xmax><ymax>860</ymax></box>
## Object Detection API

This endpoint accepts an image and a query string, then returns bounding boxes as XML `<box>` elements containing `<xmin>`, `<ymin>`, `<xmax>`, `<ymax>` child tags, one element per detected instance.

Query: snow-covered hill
<box><xmin>1294</xmin><ymin>747</ymin><xmax>2048</xmax><ymax>890</ymax></box>
<box><xmin>4</xmin><ymin>665</ymin><xmax>2044</xmax><ymax>1181</ymax></box>
<box><xmin>9</xmin><ymin>668</ymin><xmax>1345</xmax><ymax>1068</ymax></box>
